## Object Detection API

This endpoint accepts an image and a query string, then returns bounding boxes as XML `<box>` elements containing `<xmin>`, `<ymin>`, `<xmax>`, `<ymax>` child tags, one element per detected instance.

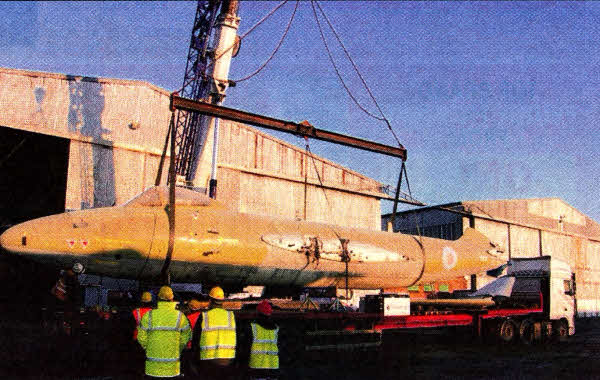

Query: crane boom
<box><xmin>173</xmin><ymin>0</ymin><xmax>225</xmax><ymax>183</ymax></box>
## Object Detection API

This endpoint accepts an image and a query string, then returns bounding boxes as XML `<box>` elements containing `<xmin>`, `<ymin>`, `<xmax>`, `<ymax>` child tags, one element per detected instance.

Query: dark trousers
<box><xmin>193</xmin><ymin>360</ymin><xmax>236</xmax><ymax>380</ymax></box>
<box><xmin>182</xmin><ymin>350</ymin><xmax>200</xmax><ymax>378</ymax></box>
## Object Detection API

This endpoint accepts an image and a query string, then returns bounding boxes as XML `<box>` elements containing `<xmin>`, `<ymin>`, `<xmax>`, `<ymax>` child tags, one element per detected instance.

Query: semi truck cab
<box><xmin>472</xmin><ymin>256</ymin><xmax>575</xmax><ymax>339</ymax></box>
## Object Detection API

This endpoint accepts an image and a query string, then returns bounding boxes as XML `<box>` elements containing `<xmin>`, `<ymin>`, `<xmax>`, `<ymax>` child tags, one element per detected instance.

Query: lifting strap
<box><xmin>158</xmin><ymin>111</ymin><xmax>177</xmax><ymax>285</ymax></box>
<box><xmin>388</xmin><ymin>161</ymin><xmax>411</xmax><ymax>231</ymax></box>
<box><xmin>339</xmin><ymin>238</ymin><xmax>350</xmax><ymax>300</ymax></box>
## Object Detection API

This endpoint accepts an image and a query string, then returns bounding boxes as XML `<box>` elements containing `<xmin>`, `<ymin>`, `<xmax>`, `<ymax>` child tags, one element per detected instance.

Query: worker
<box><xmin>137</xmin><ymin>286</ymin><xmax>191</xmax><ymax>378</ymax></box>
<box><xmin>193</xmin><ymin>286</ymin><xmax>237</xmax><ymax>379</ymax></box>
<box><xmin>185</xmin><ymin>298</ymin><xmax>203</xmax><ymax>348</ymax></box>
<box><xmin>246</xmin><ymin>300</ymin><xmax>280</xmax><ymax>380</ymax></box>
<box><xmin>132</xmin><ymin>292</ymin><xmax>154</xmax><ymax>340</ymax></box>
<box><xmin>46</xmin><ymin>264</ymin><xmax>83</xmax><ymax>370</ymax></box>
<box><xmin>50</xmin><ymin>264</ymin><xmax>83</xmax><ymax>306</ymax></box>
<box><xmin>49</xmin><ymin>264</ymin><xmax>83</xmax><ymax>334</ymax></box>
<box><xmin>183</xmin><ymin>298</ymin><xmax>203</xmax><ymax>377</ymax></box>
<box><xmin>127</xmin><ymin>291</ymin><xmax>154</xmax><ymax>378</ymax></box>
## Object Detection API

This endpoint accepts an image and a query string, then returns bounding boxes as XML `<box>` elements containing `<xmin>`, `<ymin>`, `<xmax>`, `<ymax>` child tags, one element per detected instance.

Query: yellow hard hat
<box><xmin>188</xmin><ymin>299</ymin><xmax>202</xmax><ymax>311</ymax></box>
<box><xmin>141</xmin><ymin>291</ymin><xmax>152</xmax><ymax>303</ymax></box>
<box><xmin>158</xmin><ymin>286</ymin><xmax>174</xmax><ymax>301</ymax></box>
<box><xmin>209</xmin><ymin>286</ymin><xmax>225</xmax><ymax>300</ymax></box>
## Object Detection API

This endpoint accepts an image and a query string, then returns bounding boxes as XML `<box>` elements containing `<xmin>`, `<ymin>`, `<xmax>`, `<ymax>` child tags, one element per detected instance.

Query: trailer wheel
<box><xmin>519</xmin><ymin>319</ymin><xmax>536</xmax><ymax>345</ymax></box>
<box><xmin>541</xmin><ymin>321</ymin><xmax>553</xmax><ymax>342</ymax></box>
<box><xmin>553</xmin><ymin>320</ymin><xmax>569</xmax><ymax>343</ymax></box>
<box><xmin>497</xmin><ymin>319</ymin><xmax>518</xmax><ymax>343</ymax></box>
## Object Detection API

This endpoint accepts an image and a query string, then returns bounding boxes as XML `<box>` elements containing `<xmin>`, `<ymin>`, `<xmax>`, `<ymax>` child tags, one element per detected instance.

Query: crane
<box><xmin>156</xmin><ymin>0</ymin><xmax>240</xmax><ymax>283</ymax></box>
<box><xmin>159</xmin><ymin>1</ymin><xmax>419</xmax><ymax>284</ymax></box>
<box><xmin>172</xmin><ymin>0</ymin><xmax>239</xmax><ymax>198</ymax></box>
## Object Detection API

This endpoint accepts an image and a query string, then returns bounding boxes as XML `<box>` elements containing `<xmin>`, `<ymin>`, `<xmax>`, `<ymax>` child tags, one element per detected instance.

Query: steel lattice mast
<box><xmin>173</xmin><ymin>0</ymin><xmax>222</xmax><ymax>184</ymax></box>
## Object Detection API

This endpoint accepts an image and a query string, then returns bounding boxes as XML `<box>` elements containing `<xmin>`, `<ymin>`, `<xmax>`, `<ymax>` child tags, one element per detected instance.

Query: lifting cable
<box><xmin>233</xmin><ymin>0</ymin><xmax>299</xmax><ymax>83</ymax></box>
<box><xmin>304</xmin><ymin>137</ymin><xmax>351</xmax><ymax>296</ymax></box>
<box><xmin>157</xmin><ymin>1</ymin><xmax>291</xmax><ymax>285</ymax></box>
<box><xmin>175</xmin><ymin>0</ymin><xmax>290</xmax><ymax>94</ymax></box>
<box><xmin>389</xmin><ymin>161</ymin><xmax>414</xmax><ymax>228</ymax></box>
<box><xmin>387</xmin><ymin>162</ymin><xmax>425</xmax><ymax>287</ymax></box>
<box><xmin>154</xmin><ymin>114</ymin><xmax>173</xmax><ymax>187</ymax></box>
<box><xmin>311</xmin><ymin>0</ymin><xmax>403</xmax><ymax>149</ymax></box>
<box><xmin>310</xmin><ymin>1</ymin><xmax>425</xmax><ymax>294</ymax></box>
<box><xmin>153</xmin><ymin>111</ymin><xmax>177</xmax><ymax>285</ymax></box>
<box><xmin>312</xmin><ymin>1</ymin><xmax>420</xmax><ymax>244</ymax></box>
<box><xmin>304</xmin><ymin>138</ymin><xmax>342</xmax><ymax>242</ymax></box>
<box><xmin>310</xmin><ymin>2</ymin><xmax>385</xmax><ymax>123</ymax></box>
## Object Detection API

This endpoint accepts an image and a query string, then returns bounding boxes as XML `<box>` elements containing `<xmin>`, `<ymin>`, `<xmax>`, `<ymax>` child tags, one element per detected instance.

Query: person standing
<box><xmin>194</xmin><ymin>286</ymin><xmax>236</xmax><ymax>379</ymax></box>
<box><xmin>48</xmin><ymin>265</ymin><xmax>83</xmax><ymax>371</ymax></box>
<box><xmin>183</xmin><ymin>298</ymin><xmax>202</xmax><ymax>377</ymax></box>
<box><xmin>137</xmin><ymin>286</ymin><xmax>191</xmax><ymax>379</ymax></box>
<box><xmin>132</xmin><ymin>292</ymin><xmax>154</xmax><ymax>340</ymax></box>
<box><xmin>127</xmin><ymin>291</ymin><xmax>154</xmax><ymax>378</ymax></box>
<box><xmin>247</xmin><ymin>300</ymin><xmax>280</xmax><ymax>380</ymax></box>
<box><xmin>50</xmin><ymin>265</ymin><xmax>83</xmax><ymax>320</ymax></box>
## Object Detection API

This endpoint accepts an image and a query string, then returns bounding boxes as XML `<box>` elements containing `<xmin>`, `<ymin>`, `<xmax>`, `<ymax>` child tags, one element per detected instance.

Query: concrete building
<box><xmin>383</xmin><ymin>198</ymin><xmax>600</xmax><ymax>317</ymax></box>
<box><xmin>0</xmin><ymin>67</ymin><xmax>391</xmax><ymax>231</ymax></box>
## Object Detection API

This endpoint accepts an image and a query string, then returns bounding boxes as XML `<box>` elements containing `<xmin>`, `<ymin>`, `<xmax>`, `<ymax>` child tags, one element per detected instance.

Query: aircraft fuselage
<box><xmin>0</xmin><ymin>187</ymin><xmax>504</xmax><ymax>289</ymax></box>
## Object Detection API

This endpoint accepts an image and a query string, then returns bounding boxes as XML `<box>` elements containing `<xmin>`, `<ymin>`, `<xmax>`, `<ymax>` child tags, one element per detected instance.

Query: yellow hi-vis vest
<box><xmin>137</xmin><ymin>301</ymin><xmax>191</xmax><ymax>378</ymax></box>
<box><xmin>199</xmin><ymin>308</ymin><xmax>236</xmax><ymax>360</ymax></box>
<box><xmin>249</xmin><ymin>323</ymin><xmax>279</xmax><ymax>369</ymax></box>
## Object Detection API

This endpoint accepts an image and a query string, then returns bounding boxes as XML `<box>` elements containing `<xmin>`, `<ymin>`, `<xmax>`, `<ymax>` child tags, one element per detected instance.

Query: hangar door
<box><xmin>0</xmin><ymin>127</ymin><xmax>69</xmax><ymax>231</ymax></box>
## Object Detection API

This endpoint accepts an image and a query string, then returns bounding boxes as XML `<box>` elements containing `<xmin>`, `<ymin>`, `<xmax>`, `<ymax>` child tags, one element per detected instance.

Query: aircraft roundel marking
<box><xmin>66</xmin><ymin>239</ymin><xmax>76</xmax><ymax>249</ymax></box>
<box><xmin>442</xmin><ymin>246</ymin><xmax>458</xmax><ymax>270</ymax></box>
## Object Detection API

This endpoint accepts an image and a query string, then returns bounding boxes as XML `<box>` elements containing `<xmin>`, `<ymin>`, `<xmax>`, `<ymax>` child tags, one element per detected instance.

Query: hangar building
<box><xmin>0</xmin><ymin>67</ymin><xmax>391</xmax><ymax>231</ymax></box>
<box><xmin>383</xmin><ymin>199</ymin><xmax>600</xmax><ymax>317</ymax></box>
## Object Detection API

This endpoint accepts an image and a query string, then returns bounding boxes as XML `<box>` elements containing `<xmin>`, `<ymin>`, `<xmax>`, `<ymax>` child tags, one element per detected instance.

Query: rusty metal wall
<box><xmin>215</xmin><ymin>168</ymin><xmax>381</xmax><ymax>230</ymax></box>
<box><xmin>510</xmin><ymin>225</ymin><xmax>541</xmax><ymax>258</ymax></box>
<box><xmin>577</xmin><ymin>240</ymin><xmax>600</xmax><ymax>316</ymax></box>
<box><xmin>542</xmin><ymin>231</ymin><xmax>576</xmax><ymax>268</ymax></box>
<box><xmin>215</xmin><ymin>119</ymin><xmax>384</xmax><ymax>196</ymax></box>
<box><xmin>192</xmin><ymin>119</ymin><xmax>385</xmax><ymax>230</ymax></box>
<box><xmin>0</xmin><ymin>67</ymin><xmax>384</xmax><ymax>229</ymax></box>
<box><xmin>463</xmin><ymin>199</ymin><xmax>600</xmax><ymax>317</ymax></box>
<box><xmin>0</xmin><ymin>67</ymin><xmax>172</xmax><ymax>210</ymax></box>
<box><xmin>391</xmin><ymin>199</ymin><xmax>600</xmax><ymax>316</ymax></box>
<box><xmin>0</xmin><ymin>67</ymin><xmax>171</xmax><ymax>154</ymax></box>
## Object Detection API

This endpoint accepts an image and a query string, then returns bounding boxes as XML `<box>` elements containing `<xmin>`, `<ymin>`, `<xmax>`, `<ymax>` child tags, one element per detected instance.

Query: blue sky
<box><xmin>1</xmin><ymin>1</ymin><xmax>599</xmax><ymax>222</ymax></box>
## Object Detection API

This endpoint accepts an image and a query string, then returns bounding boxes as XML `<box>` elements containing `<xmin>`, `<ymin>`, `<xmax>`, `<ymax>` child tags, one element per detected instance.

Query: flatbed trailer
<box><xmin>37</xmin><ymin>256</ymin><xmax>575</xmax><ymax>358</ymax></box>
<box><xmin>235</xmin><ymin>256</ymin><xmax>575</xmax><ymax>351</ymax></box>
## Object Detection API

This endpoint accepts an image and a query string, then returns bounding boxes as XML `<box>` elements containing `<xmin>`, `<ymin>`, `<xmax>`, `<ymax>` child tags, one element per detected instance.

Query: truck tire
<box><xmin>541</xmin><ymin>321</ymin><xmax>553</xmax><ymax>342</ymax></box>
<box><xmin>519</xmin><ymin>319</ymin><xmax>537</xmax><ymax>345</ymax></box>
<box><xmin>498</xmin><ymin>319</ymin><xmax>518</xmax><ymax>343</ymax></box>
<box><xmin>553</xmin><ymin>320</ymin><xmax>569</xmax><ymax>343</ymax></box>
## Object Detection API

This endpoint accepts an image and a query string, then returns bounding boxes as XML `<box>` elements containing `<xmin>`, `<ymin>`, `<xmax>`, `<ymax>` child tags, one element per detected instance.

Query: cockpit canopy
<box><xmin>125</xmin><ymin>186</ymin><xmax>213</xmax><ymax>207</ymax></box>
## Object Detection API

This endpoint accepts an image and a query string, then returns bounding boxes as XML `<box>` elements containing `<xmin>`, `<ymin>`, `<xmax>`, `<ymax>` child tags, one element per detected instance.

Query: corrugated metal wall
<box><xmin>210</xmin><ymin>120</ymin><xmax>383</xmax><ymax>229</ymax></box>
<box><xmin>509</xmin><ymin>225</ymin><xmax>540</xmax><ymax>258</ymax></box>
<box><xmin>577</xmin><ymin>240</ymin><xmax>600</xmax><ymax>316</ymax></box>
<box><xmin>0</xmin><ymin>68</ymin><xmax>172</xmax><ymax>210</ymax></box>
<box><xmin>462</xmin><ymin>199</ymin><xmax>600</xmax><ymax>317</ymax></box>
<box><xmin>386</xmin><ymin>199</ymin><xmax>600</xmax><ymax>316</ymax></box>
<box><xmin>0</xmin><ymin>67</ymin><xmax>384</xmax><ymax>230</ymax></box>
